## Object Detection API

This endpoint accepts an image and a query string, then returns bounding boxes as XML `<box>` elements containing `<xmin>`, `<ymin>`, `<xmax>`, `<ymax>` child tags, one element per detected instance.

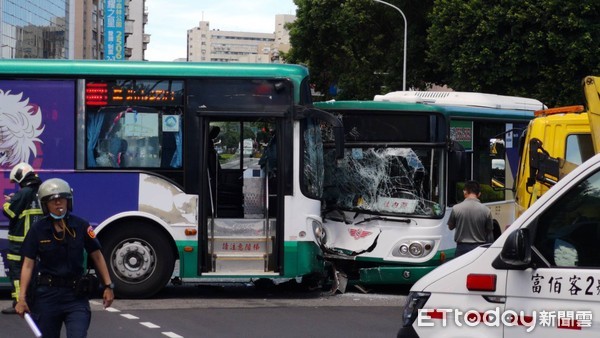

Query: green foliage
<box><xmin>455</xmin><ymin>182</ymin><xmax>504</xmax><ymax>203</ymax></box>
<box><xmin>287</xmin><ymin>0</ymin><xmax>600</xmax><ymax>106</ymax></box>
<box><xmin>427</xmin><ymin>0</ymin><xmax>600</xmax><ymax>106</ymax></box>
<box><xmin>213</xmin><ymin>122</ymin><xmax>266</xmax><ymax>150</ymax></box>
<box><xmin>287</xmin><ymin>0</ymin><xmax>435</xmax><ymax>100</ymax></box>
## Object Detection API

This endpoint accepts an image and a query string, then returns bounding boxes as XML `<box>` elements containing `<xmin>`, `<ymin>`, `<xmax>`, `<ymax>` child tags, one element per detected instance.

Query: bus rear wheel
<box><xmin>101</xmin><ymin>223</ymin><xmax>174</xmax><ymax>298</ymax></box>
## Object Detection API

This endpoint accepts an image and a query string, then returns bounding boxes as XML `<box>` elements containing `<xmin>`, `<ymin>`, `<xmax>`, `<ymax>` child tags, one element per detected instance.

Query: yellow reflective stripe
<box><xmin>14</xmin><ymin>280</ymin><xmax>21</xmax><ymax>301</ymax></box>
<box><xmin>7</xmin><ymin>234</ymin><xmax>24</xmax><ymax>242</ymax></box>
<box><xmin>20</xmin><ymin>208</ymin><xmax>43</xmax><ymax>218</ymax></box>
<box><xmin>3</xmin><ymin>202</ymin><xmax>15</xmax><ymax>218</ymax></box>
<box><xmin>7</xmin><ymin>208</ymin><xmax>41</xmax><ymax>242</ymax></box>
<box><xmin>7</xmin><ymin>253</ymin><xmax>21</xmax><ymax>261</ymax></box>
<box><xmin>22</xmin><ymin>208</ymin><xmax>41</xmax><ymax>236</ymax></box>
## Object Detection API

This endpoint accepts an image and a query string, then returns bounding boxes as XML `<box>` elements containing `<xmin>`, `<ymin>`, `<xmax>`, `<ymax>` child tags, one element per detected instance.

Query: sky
<box><xmin>144</xmin><ymin>0</ymin><xmax>298</xmax><ymax>61</ymax></box>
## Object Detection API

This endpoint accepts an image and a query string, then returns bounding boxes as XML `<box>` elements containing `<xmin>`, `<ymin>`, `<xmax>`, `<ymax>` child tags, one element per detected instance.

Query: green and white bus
<box><xmin>313</xmin><ymin>92</ymin><xmax>543</xmax><ymax>290</ymax></box>
<box><xmin>0</xmin><ymin>59</ymin><xmax>342</xmax><ymax>298</ymax></box>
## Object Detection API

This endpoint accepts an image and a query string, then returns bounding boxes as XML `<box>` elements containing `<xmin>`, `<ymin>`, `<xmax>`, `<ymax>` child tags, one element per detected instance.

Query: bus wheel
<box><xmin>101</xmin><ymin>224</ymin><xmax>175</xmax><ymax>298</ymax></box>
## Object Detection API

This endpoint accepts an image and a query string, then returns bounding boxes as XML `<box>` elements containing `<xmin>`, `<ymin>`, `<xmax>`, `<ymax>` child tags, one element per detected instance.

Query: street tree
<box><xmin>286</xmin><ymin>0</ymin><xmax>434</xmax><ymax>100</ymax></box>
<box><xmin>427</xmin><ymin>0</ymin><xmax>600</xmax><ymax>106</ymax></box>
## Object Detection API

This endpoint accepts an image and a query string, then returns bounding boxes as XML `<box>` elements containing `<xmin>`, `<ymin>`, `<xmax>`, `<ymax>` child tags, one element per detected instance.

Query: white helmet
<box><xmin>10</xmin><ymin>163</ymin><xmax>34</xmax><ymax>184</ymax></box>
<box><xmin>38</xmin><ymin>178</ymin><xmax>73</xmax><ymax>215</ymax></box>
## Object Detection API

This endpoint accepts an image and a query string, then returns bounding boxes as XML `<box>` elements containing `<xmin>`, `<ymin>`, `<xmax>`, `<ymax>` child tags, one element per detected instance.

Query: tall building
<box><xmin>73</xmin><ymin>0</ymin><xmax>103</xmax><ymax>59</ymax></box>
<box><xmin>274</xmin><ymin>14</ymin><xmax>294</xmax><ymax>53</ymax></box>
<box><xmin>125</xmin><ymin>0</ymin><xmax>150</xmax><ymax>60</ymax></box>
<box><xmin>0</xmin><ymin>0</ymin><xmax>148</xmax><ymax>60</ymax></box>
<box><xmin>72</xmin><ymin>0</ymin><xmax>150</xmax><ymax>61</ymax></box>
<box><xmin>187</xmin><ymin>14</ymin><xmax>295</xmax><ymax>63</ymax></box>
<box><xmin>0</xmin><ymin>0</ymin><xmax>69</xmax><ymax>59</ymax></box>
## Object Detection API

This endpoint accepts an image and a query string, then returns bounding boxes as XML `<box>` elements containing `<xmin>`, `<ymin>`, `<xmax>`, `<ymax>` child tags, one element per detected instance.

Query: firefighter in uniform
<box><xmin>15</xmin><ymin>178</ymin><xmax>114</xmax><ymax>338</ymax></box>
<box><xmin>1</xmin><ymin>163</ymin><xmax>42</xmax><ymax>314</ymax></box>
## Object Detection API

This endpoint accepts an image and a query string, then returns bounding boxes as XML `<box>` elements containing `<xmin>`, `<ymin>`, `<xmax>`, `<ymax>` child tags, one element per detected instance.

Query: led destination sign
<box><xmin>85</xmin><ymin>80</ymin><xmax>184</xmax><ymax>107</ymax></box>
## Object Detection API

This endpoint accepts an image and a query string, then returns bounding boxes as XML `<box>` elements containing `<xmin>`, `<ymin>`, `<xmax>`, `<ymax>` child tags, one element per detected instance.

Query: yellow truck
<box><xmin>513</xmin><ymin>76</ymin><xmax>600</xmax><ymax>216</ymax></box>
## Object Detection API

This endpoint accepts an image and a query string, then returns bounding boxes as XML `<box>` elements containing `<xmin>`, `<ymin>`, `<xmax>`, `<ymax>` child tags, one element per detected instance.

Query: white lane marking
<box><xmin>162</xmin><ymin>332</ymin><xmax>184</xmax><ymax>338</ymax></box>
<box><xmin>121</xmin><ymin>314</ymin><xmax>139</xmax><ymax>320</ymax></box>
<box><xmin>96</xmin><ymin>302</ymin><xmax>184</xmax><ymax>337</ymax></box>
<box><xmin>89</xmin><ymin>301</ymin><xmax>120</xmax><ymax>313</ymax></box>
<box><xmin>140</xmin><ymin>322</ymin><xmax>161</xmax><ymax>329</ymax></box>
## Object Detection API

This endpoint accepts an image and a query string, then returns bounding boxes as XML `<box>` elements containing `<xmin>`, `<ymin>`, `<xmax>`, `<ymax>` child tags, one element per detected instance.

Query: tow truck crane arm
<box><xmin>525</xmin><ymin>75</ymin><xmax>600</xmax><ymax>191</ymax></box>
<box><xmin>584</xmin><ymin>76</ymin><xmax>600</xmax><ymax>154</ymax></box>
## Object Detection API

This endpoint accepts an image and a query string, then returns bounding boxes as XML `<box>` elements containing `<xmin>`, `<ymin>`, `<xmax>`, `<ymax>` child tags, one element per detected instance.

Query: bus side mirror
<box><xmin>492</xmin><ymin>228</ymin><xmax>532</xmax><ymax>270</ymax></box>
<box><xmin>489</xmin><ymin>138</ymin><xmax>507</xmax><ymax>189</ymax></box>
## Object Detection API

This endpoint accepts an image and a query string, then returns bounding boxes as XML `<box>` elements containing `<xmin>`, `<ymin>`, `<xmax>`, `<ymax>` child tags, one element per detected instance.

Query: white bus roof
<box><xmin>374</xmin><ymin>91</ymin><xmax>546</xmax><ymax>111</ymax></box>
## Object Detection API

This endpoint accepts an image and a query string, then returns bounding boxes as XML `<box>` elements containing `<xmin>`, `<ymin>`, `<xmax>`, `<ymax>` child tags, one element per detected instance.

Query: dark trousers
<box><xmin>455</xmin><ymin>242</ymin><xmax>484</xmax><ymax>258</ymax></box>
<box><xmin>31</xmin><ymin>286</ymin><xmax>91</xmax><ymax>338</ymax></box>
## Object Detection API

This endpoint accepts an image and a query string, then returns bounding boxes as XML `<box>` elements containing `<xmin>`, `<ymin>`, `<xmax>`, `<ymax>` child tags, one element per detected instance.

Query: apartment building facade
<box><xmin>187</xmin><ymin>14</ymin><xmax>295</xmax><ymax>63</ymax></box>
<box><xmin>73</xmin><ymin>0</ymin><xmax>149</xmax><ymax>60</ymax></box>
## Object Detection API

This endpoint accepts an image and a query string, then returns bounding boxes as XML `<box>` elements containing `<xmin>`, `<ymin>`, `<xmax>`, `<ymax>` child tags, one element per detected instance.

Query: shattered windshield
<box><xmin>323</xmin><ymin>147</ymin><xmax>444</xmax><ymax>217</ymax></box>
<box><xmin>317</xmin><ymin>110</ymin><xmax>446</xmax><ymax>218</ymax></box>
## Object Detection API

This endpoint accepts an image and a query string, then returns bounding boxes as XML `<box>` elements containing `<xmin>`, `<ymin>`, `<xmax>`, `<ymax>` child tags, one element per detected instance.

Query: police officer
<box><xmin>1</xmin><ymin>163</ymin><xmax>43</xmax><ymax>314</ymax></box>
<box><xmin>15</xmin><ymin>178</ymin><xmax>114</xmax><ymax>338</ymax></box>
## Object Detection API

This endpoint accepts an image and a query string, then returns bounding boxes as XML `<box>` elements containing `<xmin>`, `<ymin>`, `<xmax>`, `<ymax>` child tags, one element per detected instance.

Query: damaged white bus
<box><xmin>313</xmin><ymin>92</ymin><xmax>544</xmax><ymax>292</ymax></box>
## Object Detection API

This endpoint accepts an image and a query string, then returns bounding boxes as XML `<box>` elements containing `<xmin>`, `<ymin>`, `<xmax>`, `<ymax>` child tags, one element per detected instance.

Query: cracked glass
<box><xmin>313</xmin><ymin>110</ymin><xmax>445</xmax><ymax>218</ymax></box>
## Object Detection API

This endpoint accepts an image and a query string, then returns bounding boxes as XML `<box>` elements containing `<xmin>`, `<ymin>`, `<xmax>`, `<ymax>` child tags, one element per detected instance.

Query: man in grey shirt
<box><xmin>448</xmin><ymin>180</ymin><xmax>494</xmax><ymax>257</ymax></box>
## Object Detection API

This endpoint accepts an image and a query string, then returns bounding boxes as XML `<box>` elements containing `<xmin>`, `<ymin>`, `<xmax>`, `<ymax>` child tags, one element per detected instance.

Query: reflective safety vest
<box><xmin>3</xmin><ymin>189</ymin><xmax>43</xmax><ymax>261</ymax></box>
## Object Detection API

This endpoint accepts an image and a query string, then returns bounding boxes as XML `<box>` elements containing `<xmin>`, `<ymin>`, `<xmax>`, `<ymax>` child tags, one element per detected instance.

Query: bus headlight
<box><xmin>394</xmin><ymin>240</ymin><xmax>435</xmax><ymax>258</ymax></box>
<box><xmin>409</xmin><ymin>243</ymin><xmax>423</xmax><ymax>256</ymax></box>
<box><xmin>399</xmin><ymin>244</ymin><xmax>409</xmax><ymax>255</ymax></box>
<box><xmin>311</xmin><ymin>220</ymin><xmax>327</xmax><ymax>245</ymax></box>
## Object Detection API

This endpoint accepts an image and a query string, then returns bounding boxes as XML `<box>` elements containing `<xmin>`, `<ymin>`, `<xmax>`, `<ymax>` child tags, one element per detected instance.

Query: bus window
<box><xmin>303</xmin><ymin>118</ymin><xmax>325</xmax><ymax>198</ymax></box>
<box><xmin>211</xmin><ymin>121</ymin><xmax>271</xmax><ymax>170</ymax></box>
<box><xmin>85</xmin><ymin>79</ymin><xmax>184</xmax><ymax>170</ymax></box>
<box><xmin>452</xmin><ymin>120</ymin><xmax>514</xmax><ymax>203</ymax></box>
<box><xmin>318</xmin><ymin>111</ymin><xmax>445</xmax><ymax>218</ymax></box>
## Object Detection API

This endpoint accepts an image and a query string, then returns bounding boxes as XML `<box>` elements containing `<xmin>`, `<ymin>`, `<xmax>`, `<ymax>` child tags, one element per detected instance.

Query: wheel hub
<box><xmin>113</xmin><ymin>240</ymin><xmax>155</xmax><ymax>281</ymax></box>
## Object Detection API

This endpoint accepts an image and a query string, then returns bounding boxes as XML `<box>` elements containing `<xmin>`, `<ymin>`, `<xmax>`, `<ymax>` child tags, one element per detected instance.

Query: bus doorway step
<box><xmin>213</xmin><ymin>253</ymin><xmax>268</xmax><ymax>273</ymax></box>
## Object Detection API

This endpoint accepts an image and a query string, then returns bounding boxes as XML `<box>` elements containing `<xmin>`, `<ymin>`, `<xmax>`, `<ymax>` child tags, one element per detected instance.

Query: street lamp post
<box><xmin>373</xmin><ymin>0</ymin><xmax>407</xmax><ymax>91</ymax></box>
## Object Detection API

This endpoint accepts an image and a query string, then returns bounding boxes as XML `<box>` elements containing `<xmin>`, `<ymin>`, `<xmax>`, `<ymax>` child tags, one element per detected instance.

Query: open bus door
<box><xmin>186</xmin><ymin>77</ymin><xmax>296</xmax><ymax>279</ymax></box>
<box><xmin>188</xmin><ymin>78</ymin><xmax>344</xmax><ymax>282</ymax></box>
<box><xmin>200</xmin><ymin>118</ymin><xmax>285</xmax><ymax>276</ymax></box>
<box><xmin>196</xmin><ymin>112</ymin><xmax>343</xmax><ymax>278</ymax></box>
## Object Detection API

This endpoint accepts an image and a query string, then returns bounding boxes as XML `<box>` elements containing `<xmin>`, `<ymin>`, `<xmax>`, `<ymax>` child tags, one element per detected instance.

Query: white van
<box><xmin>398</xmin><ymin>152</ymin><xmax>600</xmax><ymax>337</ymax></box>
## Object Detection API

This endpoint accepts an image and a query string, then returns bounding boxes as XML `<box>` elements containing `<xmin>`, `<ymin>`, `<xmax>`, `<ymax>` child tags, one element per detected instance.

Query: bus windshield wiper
<box><xmin>354</xmin><ymin>216</ymin><xmax>412</xmax><ymax>225</ymax></box>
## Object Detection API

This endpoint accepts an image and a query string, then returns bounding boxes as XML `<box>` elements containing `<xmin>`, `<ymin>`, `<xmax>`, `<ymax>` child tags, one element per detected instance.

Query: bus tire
<box><xmin>101</xmin><ymin>223</ymin><xmax>175</xmax><ymax>299</ymax></box>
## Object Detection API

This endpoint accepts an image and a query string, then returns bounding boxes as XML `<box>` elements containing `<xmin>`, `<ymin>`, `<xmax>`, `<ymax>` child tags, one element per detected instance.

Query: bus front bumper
<box><xmin>358</xmin><ymin>265</ymin><xmax>438</xmax><ymax>284</ymax></box>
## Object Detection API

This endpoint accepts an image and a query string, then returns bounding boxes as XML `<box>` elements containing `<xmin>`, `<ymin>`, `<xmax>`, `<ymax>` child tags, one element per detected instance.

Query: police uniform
<box><xmin>2</xmin><ymin>173</ymin><xmax>42</xmax><ymax>310</ymax></box>
<box><xmin>20</xmin><ymin>213</ymin><xmax>102</xmax><ymax>338</ymax></box>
